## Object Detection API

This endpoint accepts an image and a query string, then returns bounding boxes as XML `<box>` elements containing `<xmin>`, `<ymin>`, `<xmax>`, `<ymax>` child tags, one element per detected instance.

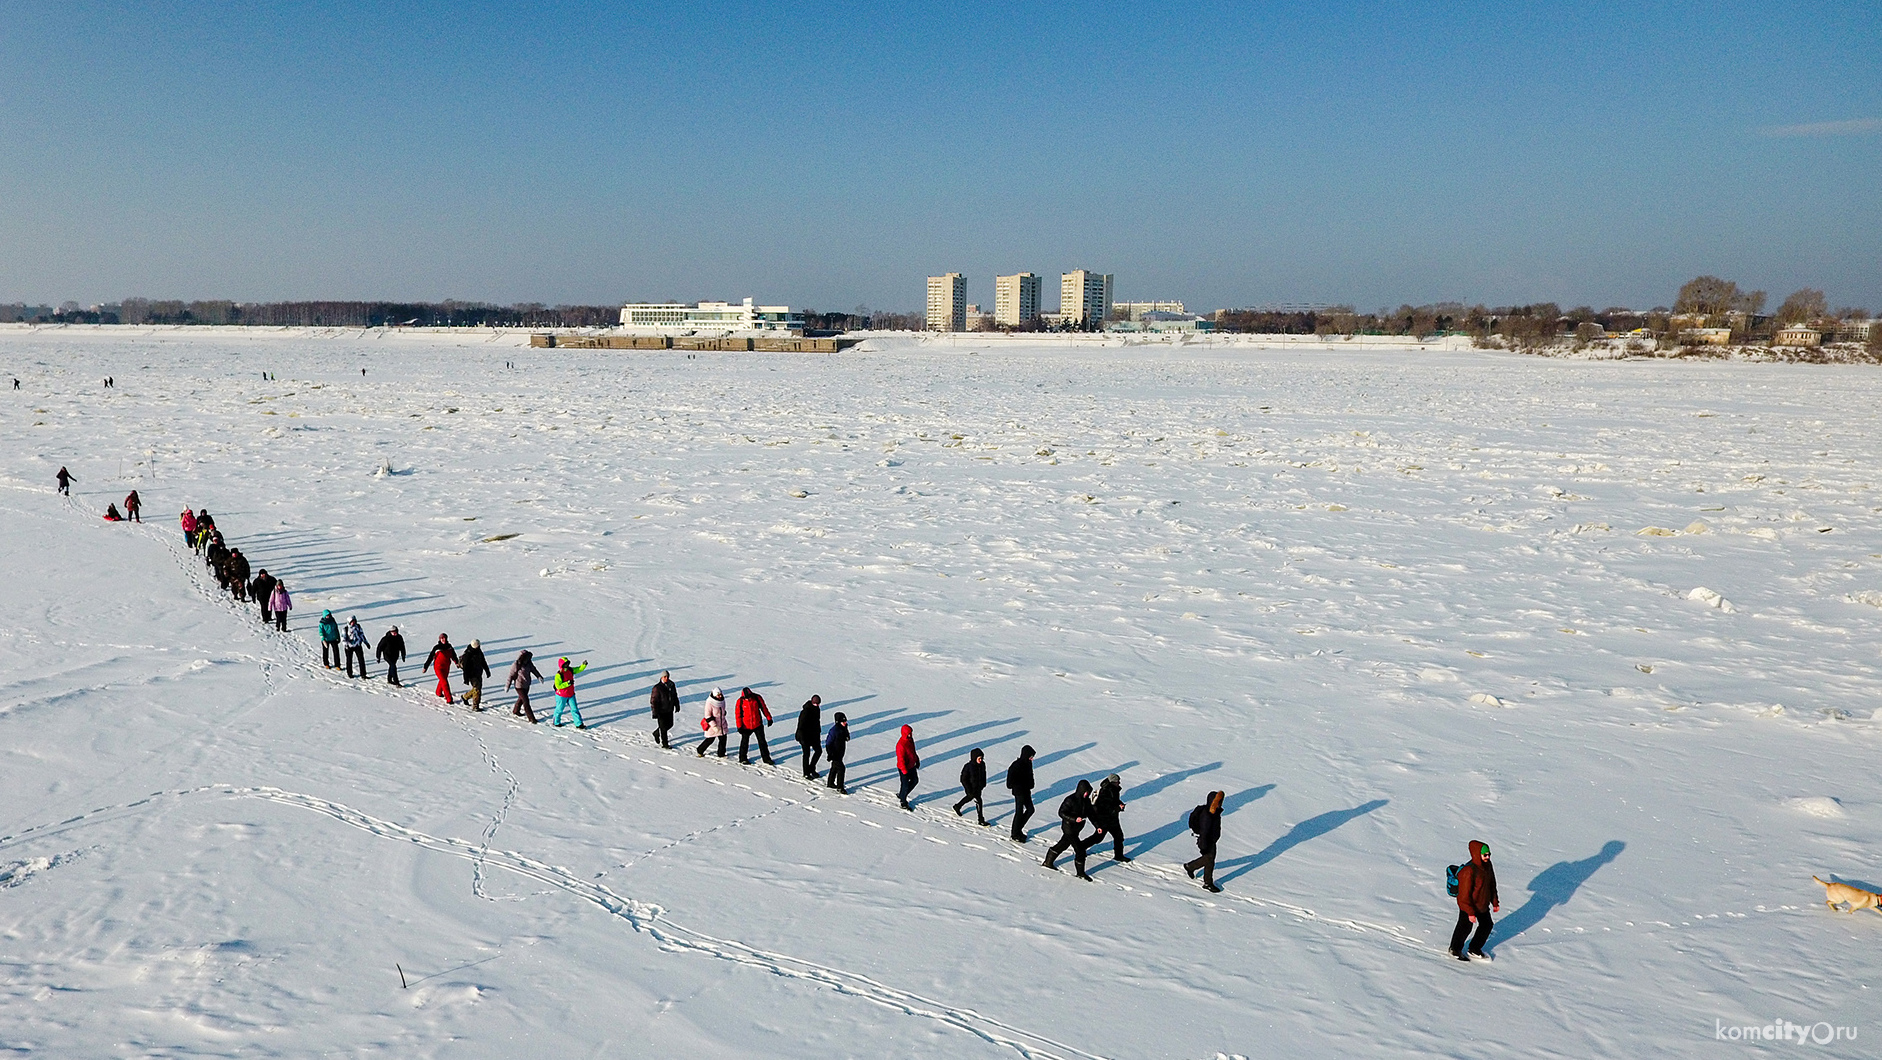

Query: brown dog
<box><xmin>1814</xmin><ymin>875</ymin><xmax>1882</xmax><ymax>914</ymax></box>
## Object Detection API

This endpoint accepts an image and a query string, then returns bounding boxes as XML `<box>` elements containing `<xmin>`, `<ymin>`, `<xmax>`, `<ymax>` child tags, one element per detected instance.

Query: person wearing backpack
<box><xmin>953</xmin><ymin>748</ymin><xmax>988</xmax><ymax>825</ymax></box>
<box><xmin>823</xmin><ymin>711</ymin><xmax>849</xmax><ymax>793</ymax></box>
<box><xmin>1006</xmin><ymin>745</ymin><xmax>1037</xmax><ymax>842</ymax></box>
<box><xmin>1185</xmin><ymin>790</ymin><xmax>1224</xmax><ymax>892</ymax></box>
<box><xmin>1043</xmin><ymin>779</ymin><xmax>1095</xmax><ymax>881</ymax></box>
<box><xmin>1449</xmin><ymin>839</ymin><xmax>1500</xmax><ymax>960</ymax></box>
<box><xmin>317</xmin><ymin>611</ymin><xmax>342</xmax><ymax>668</ymax></box>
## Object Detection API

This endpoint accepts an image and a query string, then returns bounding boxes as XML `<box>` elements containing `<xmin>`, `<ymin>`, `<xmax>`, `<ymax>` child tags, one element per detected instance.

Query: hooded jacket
<box><xmin>1194</xmin><ymin>791</ymin><xmax>1224</xmax><ymax>853</ymax></box>
<box><xmin>268</xmin><ymin>585</ymin><xmax>292</xmax><ymax>613</ymax></box>
<box><xmin>701</xmin><ymin>690</ymin><xmax>729</xmax><ymax>737</ymax></box>
<box><xmin>824</xmin><ymin>714</ymin><xmax>848</xmax><ymax>757</ymax></box>
<box><xmin>317</xmin><ymin>613</ymin><xmax>340</xmax><ymax>643</ymax></box>
<box><xmin>795</xmin><ymin>698</ymin><xmax>821</xmax><ymax>744</ymax></box>
<box><xmin>1454</xmin><ymin>840</ymin><xmax>1499</xmax><ymax>916</ymax></box>
<box><xmin>734</xmin><ymin>689</ymin><xmax>771</xmax><ymax>730</ymax></box>
<box><xmin>553</xmin><ymin>659</ymin><xmax>586</xmax><ymax>698</ymax></box>
<box><xmin>507</xmin><ymin>651</ymin><xmax>542</xmax><ymax>691</ymax></box>
<box><xmin>1091</xmin><ymin>777</ymin><xmax>1125</xmax><ymax>822</ymax></box>
<box><xmin>1005</xmin><ymin>747</ymin><xmax>1036</xmax><ymax>793</ymax></box>
<box><xmin>1057</xmin><ymin>783</ymin><xmax>1093</xmax><ymax>825</ymax></box>
<box><xmin>959</xmin><ymin>751</ymin><xmax>987</xmax><ymax>795</ymax></box>
<box><xmin>895</xmin><ymin>725</ymin><xmax>919</xmax><ymax>777</ymax></box>
<box><xmin>650</xmin><ymin>676</ymin><xmax>680</xmax><ymax>721</ymax></box>
<box><xmin>180</xmin><ymin>510</ymin><xmax>197</xmax><ymax>535</ymax></box>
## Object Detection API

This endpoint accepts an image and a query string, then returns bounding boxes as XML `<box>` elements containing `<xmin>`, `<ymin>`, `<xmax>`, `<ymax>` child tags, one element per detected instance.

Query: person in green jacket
<box><xmin>552</xmin><ymin>657</ymin><xmax>589</xmax><ymax>728</ymax></box>
<box><xmin>317</xmin><ymin>610</ymin><xmax>341</xmax><ymax>669</ymax></box>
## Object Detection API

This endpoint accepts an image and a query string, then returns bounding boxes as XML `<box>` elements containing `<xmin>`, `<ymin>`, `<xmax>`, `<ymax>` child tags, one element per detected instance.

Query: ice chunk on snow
<box><xmin>1637</xmin><ymin>526</ymin><xmax>1678</xmax><ymax>536</ymax></box>
<box><xmin>1849</xmin><ymin>591</ymin><xmax>1882</xmax><ymax>608</ymax></box>
<box><xmin>1469</xmin><ymin>693</ymin><xmax>1507</xmax><ymax>707</ymax></box>
<box><xmin>1784</xmin><ymin>796</ymin><xmax>1845</xmax><ymax>818</ymax></box>
<box><xmin>1683</xmin><ymin>521</ymin><xmax>1708</xmax><ymax>534</ymax></box>
<box><xmin>1687</xmin><ymin>586</ymin><xmax>1735</xmax><ymax>612</ymax></box>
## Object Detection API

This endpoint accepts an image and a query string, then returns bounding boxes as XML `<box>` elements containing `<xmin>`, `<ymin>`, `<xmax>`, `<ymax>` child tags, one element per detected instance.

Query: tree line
<box><xmin>3</xmin><ymin>300</ymin><xmax>624</xmax><ymax>328</ymax></box>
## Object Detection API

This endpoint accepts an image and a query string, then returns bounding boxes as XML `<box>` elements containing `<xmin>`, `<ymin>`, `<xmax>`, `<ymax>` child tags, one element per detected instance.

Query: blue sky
<box><xmin>2</xmin><ymin>1</ymin><xmax>1877</xmax><ymax>313</ymax></box>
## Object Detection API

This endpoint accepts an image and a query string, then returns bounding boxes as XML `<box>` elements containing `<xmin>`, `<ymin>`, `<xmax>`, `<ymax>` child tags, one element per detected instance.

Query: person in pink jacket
<box><xmin>696</xmin><ymin>687</ymin><xmax>729</xmax><ymax>758</ymax></box>
<box><xmin>179</xmin><ymin>508</ymin><xmax>197</xmax><ymax>545</ymax></box>
<box><xmin>267</xmin><ymin>582</ymin><xmax>291</xmax><ymax>631</ymax></box>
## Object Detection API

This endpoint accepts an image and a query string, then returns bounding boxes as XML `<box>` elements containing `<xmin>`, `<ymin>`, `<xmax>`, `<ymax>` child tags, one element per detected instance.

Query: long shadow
<box><xmin>1125</xmin><ymin>762</ymin><xmax>1222</xmax><ymax>802</ymax></box>
<box><xmin>1028</xmin><ymin>742</ymin><xmax>1098</xmax><ymax>773</ymax></box>
<box><xmin>345</xmin><ymin>593</ymin><xmax>448</xmax><ymax>614</ymax></box>
<box><xmin>587</xmin><ymin>679</ymin><xmax>778</xmax><ymax>729</ymax></box>
<box><xmin>370</xmin><ymin>604</ymin><xmax>465</xmax><ymax>624</ymax></box>
<box><xmin>849</xmin><ymin>718</ymin><xmax>1022</xmax><ymax>769</ymax></box>
<box><xmin>849</xmin><ymin>709</ymin><xmax>955</xmax><ymax>740</ymax></box>
<box><xmin>1216</xmin><ymin>798</ymin><xmax>1388</xmax><ymax>884</ymax></box>
<box><xmin>820</xmin><ymin>693</ymin><xmax>878</xmax><ymax>712</ymax></box>
<box><xmin>294</xmin><ymin>575</ymin><xmax>425</xmax><ymax>595</ymax></box>
<box><xmin>1127</xmin><ymin>784</ymin><xmax>1274</xmax><ymax>859</ymax></box>
<box><xmin>1485</xmin><ymin>840</ymin><xmax>1625</xmax><ymax>955</ymax></box>
<box><xmin>907</xmin><ymin>731</ymin><xmax>1031</xmax><ymax>805</ymax></box>
<box><xmin>1035</xmin><ymin>760</ymin><xmax>1142</xmax><ymax>805</ymax></box>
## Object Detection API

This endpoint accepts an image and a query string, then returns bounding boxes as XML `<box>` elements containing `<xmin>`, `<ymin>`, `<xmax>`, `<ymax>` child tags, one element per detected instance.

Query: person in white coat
<box><xmin>696</xmin><ymin>687</ymin><xmax>729</xmax><ymax>757</ymax></box>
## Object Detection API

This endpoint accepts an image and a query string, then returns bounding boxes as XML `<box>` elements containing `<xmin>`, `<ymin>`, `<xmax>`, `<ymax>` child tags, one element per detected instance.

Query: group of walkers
<box><xmin>79</xmin><ymin>474</ymin><xmax>1502</xmax><ymax>947</ymax></box>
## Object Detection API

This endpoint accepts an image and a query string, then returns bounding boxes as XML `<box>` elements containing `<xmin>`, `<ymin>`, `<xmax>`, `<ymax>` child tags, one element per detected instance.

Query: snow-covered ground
<box><xmin>2</xmin><ymin>327</ymin><xmax>1878</xmax><ymax>1058</ymax></box>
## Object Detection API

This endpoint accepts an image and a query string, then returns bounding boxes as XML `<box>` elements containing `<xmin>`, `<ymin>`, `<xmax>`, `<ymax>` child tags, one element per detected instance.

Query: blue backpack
<box><xmin>1446</xmin><ymin>864</ymin><xmax>1462</xmax><ymax>898</ymax></box>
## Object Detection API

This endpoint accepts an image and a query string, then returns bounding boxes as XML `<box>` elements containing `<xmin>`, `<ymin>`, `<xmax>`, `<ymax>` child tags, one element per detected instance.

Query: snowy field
<box><xmin>2</xmin><ymin>326</ymin><xmax>1879</xmax><ymax>1058</ymax></box>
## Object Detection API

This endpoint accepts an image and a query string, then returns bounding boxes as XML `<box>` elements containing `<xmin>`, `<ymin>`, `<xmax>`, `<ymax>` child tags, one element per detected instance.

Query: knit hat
<box><xmin>710</xmin><ymin>687</ymin><xmax>724</xmax><ymax>699</ymax></box>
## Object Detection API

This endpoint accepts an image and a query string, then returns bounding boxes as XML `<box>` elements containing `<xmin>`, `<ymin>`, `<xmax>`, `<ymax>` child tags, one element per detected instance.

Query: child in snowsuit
<box><xmin>552</xmin><ymin>657</ymin><xmax>588</xmax><ymax>728</ymax></box>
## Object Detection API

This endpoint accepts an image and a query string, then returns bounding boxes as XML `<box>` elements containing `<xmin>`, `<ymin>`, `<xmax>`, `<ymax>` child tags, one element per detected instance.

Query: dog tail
<box><xmin>1814</xmin><ymin>875</ymin><xmax>1829</xmax><ymax>886</ymax></box>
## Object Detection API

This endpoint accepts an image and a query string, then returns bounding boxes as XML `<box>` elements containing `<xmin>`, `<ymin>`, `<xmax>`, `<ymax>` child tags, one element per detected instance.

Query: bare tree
<box><xmin>1774</xmin><ymin>288</ymin><xmax>1828</xmax><ymax>325</ymax></box>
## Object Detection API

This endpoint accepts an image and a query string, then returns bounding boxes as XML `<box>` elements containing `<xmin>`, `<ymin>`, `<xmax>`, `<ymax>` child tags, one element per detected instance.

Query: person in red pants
<box><xmin>423</xmin><ymin>634</ymin><xmax>459</xmax><ymax>701</ymax></box>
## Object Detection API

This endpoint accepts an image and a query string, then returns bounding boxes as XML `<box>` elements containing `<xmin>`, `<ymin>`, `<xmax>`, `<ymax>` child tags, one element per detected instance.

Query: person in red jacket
<box><xmin>1449</xmin><ymin>839</ymin><xmax>1500</xmax><ymax>960</ymax></box>
<box><xmin>895</xmin><ymin>724</ymin><xmax>920</xmax><ymax>810</ymax></box>
<box><xmin>735</xmin><ymin>687</ymin><xmax>774</xmax><ymax>765</ymax></box>
<box><xmin>423</xmin><ymin>634</ymin><xmax>459</xmax><ymax>701</ymax></box>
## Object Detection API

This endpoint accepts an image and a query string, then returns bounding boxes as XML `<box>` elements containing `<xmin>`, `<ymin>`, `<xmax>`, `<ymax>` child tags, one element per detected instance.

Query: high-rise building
<box><xmin>1060</xmin><ymin>270</ymin><xmax>1114</xmax><ymax>329</ymax></box>
<box><xmin>927</xmin><ymin>273</ymin><xmax>966</xmax><ymax>332</ymax></box>
<box><xmin>994</xmin><ymin>273</ymin><xmax>1042</xmax><ymax>327</ymax></box>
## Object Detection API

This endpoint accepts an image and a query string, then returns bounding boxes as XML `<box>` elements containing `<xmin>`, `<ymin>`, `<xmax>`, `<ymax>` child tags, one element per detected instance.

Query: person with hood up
<box><xmin>895</xmin><ymin>725</ymin><xmax>920</xmax><ymax>810</ymax></box>
<box><xmin>376</xmin><ymin>625</ymin><xmax>407</xmax><ymax>686</ymax></box>
<box><xmin>1449</xmin><ymin>839</ymin><xmax>1500</xmax><ymax>961</ymax></box>
<box><xmin>696</xmin><ymin>687</ymin><xmax>728</xmax><ymax>756</ymax></box>
<box><xmin>194</xmin><ymin>510</ymin><xmax>214</xmax><ymax>553</ymax></box>
<box><xmin>267</xmin><ymin>580</ymin><xmax>292</xmax><ymax>631</ymax></box>
<box><xmin>103</xmin><ymin>503</ymin><xmax>123</xmax><ymax>521</ymax></box>
<box><xmin>342</xmin><ymin>617</ymin><xmax>369</xmax><ymax>678</ymax></box>
<box><xmin>459</xmin><ymin>639</ymin><xmax>490</xmax><ymax>711</ymax></box>
<box><xmin>251</xmin><ymin>569</ymin><xmax>278</xmax><ymax>625</ymax></box>
<box><xmin>734</xmin><ymin>687</ymin><xmax>774</xmax><ymax>764</ymax></box>
<box><xmin>649</xmin><ymin>671</ymin><xmax>680</xmax><ymax>749</ymax></box>
<box><xmin>794</xmin><ymin>695</ymin><xmax>823</xmax><ymax>779</ymax></box>
<box><xmin>180</xmin><ymin>507</ymin><xmax>197</xmax><ymax>545</ymax></box>
<box><xmin>1080</xmin><ymin>774</ymin><xmax>1131</xmax><ymax>863</ymax></box>
<box><xmin>1006</xmin><ymin>746</ymin><xmax>1037</xmax><ymax>842</ymax></box>
<box><xmin>1043</xmin><ymin>779</ymin><xmax>1096</xmax><ymax>880</ymax></box>
<box><xmin>124</xmin><ymin>489</ymin><xmax>141</xmax><ymax>522</ymax></box>
<box><xmin>823</xmin><ymin>711</ymin><xmax>849</xmax><ymax>793</ymax></box>
<box><xmin>423</xmin><ymin>634</ymin><xmax>459</xmax><ymax>701</ymax></box>
<box><xmin>1184</xmin><ymin>790</ymin><xmax>1224</xmax><ymax>893</ymax></box>
<box><xmin>225</xmin><ymin>549</ymin><xmax>249</xmax><ymax>601</ymax></box>
<box><xmin>507</xmin><ymin>650</ymin><xmax>543</xmax><ymax>722</ymax></box>
<box><xmin>551</xmin><ymin>657</ymin><xmax>589</xmax><ymax>728</ymax></box>
<box><xmin>953</xmin><ymin>748</ymin><xmax>989</xmax><ymax>825</ymax></box>
<box><xmin>317</xmin><ymin>611</ymin><xmax>341</xmax><ymax>668</ymax></box>
<box><xmin>56</xmin><ymin>467</ymin><xmax>74</xmax><ymax>496</ymax></box>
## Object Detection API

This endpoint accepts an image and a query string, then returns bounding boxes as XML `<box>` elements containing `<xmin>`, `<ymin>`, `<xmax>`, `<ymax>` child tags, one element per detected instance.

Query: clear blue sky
<box><xmin>2</xmin><ymin>1</ymin><xmax>1877</xmax><ymax>314</ymax></box>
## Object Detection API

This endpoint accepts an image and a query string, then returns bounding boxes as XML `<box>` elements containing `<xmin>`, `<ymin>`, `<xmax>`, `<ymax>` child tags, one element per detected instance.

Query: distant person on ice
<box><xmin>317</xmin><ymin>610</ymin><xmax>341</xmax><ymax>668</ymax></box>
<box><xmin>507</xmin><ymin>649</ymin><xmax>543</xmax><ymax>723</ymax></box>
<box><xmin>460</xmin><ymin>639</ymin><xmax>490</xmax><ymax>710</ymax></box>
<box><xmin>423</xmin><ymin>634</ymin><xmax>459</xmax><ymax>701</ymax></box>
<box><xmin>377</xmin><ymin>625</ymin><xmax>407</xmax><ymax>686</ymax></box>
<box><xmin>343</xmin><ymin>617</ymin><xmax>369</xmax><ymax>678</ymax></box>
<box><xmin>895</xmin><ymin>724</ymin><xmax>920</xmax><ymax>810</ymax></box>
<box><xmin>953</xmin><ymin>748</ymin><xmax>988</xmax><ymax>824</ymax></box>
<box><xmin>56</xmin><ymin>467</ymin><xmax>74</xmax><ymax>495</ymax></box>
<box><xmin>1006</xmin><ymin>745</ymin><xmax>1037</xmax><ymax>842</ymax></box>
<box><xmin>551</xmin><ymin>657</ymin><xmax>588</xmax><ymax>728</ymax></box>
<box><xmin>823</xmin><ymin>711</ymin><xmax>849</xmax><ymax>793</ymax></box>
<box><xmin>1185</xmin><ymin>791</ymin><xmax>1224</xmax><ymax>893</ymax></box>
<box><xmin>1081</xmin><ymin>774</ymin><xmax>1131</xmax><ymax>863</ymax></box>
<box><xmin>1043</xmin><ymin>779</ymin><xmax>1095</xmax><ymax>880</ymax></box>
<box><xmin>123</xmin><ymin>490</ymin><xmax>141</xmax><ymax>522</ymax></box>
<box><xmin>696</xmin><ymin>687</ymin><xmax>728</xmax><ymax>757</ymax></box>
<box><xmin>649</xmin><ymin>670</ymin><xmax>680</xmax><ymax>748</ymax></box>
<box><xmin>795</xmin><ymin>694</ymin><xmax>823</xmax><ymax>779</ymax></box>
<box><xmin>735</xmin><ymin>687</ymin><xmax>773</xmax><ymax>764</ymax></box>
<box><xmin>1449</xmin><ymin>839</ymin><xmax>1499</xmax><ymax>961</ymax></box>
<box><xmin>267</xmin><ymin>580</ymin><xmax>292</xmax><ymax>631</ymax></box>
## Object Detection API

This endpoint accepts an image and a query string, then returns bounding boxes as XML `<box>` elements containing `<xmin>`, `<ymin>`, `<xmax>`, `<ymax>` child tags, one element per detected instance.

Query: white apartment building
<box><xmin>1060</xmin><ymin>270</ymin><xmax>1114</xmax><ymax>328</ymax></box>
<box><xmin>618</xmin><ymin>298</ymin><xmax>803</xmax><ymax>334</ymax></box>
<box><xmin>995</xmin><ymin>273</ymin><xmax>1042</xmax><ymax>326</ymax></box>
<box><xmin>927</xmin><ymin>273</ymin><xmax>967</xmax><ymax>332</ymax></box>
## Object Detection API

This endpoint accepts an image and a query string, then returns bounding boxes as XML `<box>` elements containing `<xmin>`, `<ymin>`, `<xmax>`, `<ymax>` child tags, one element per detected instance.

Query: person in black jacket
<box><xmin>225</xmin><ymin>549</ymin><xmax>249</xmax><ymax>601</ymax></box>
<box><xmin>953</xmin><ymin>748</ymin><xmax>988</xmax><ymax>825</ymax></box>
<box><xmin>56</xmin><ymin>467</ymin><xmax>74</xmax><ymax>495</ymax></box>
<box><xmin>823</xmin><ymin>711</ymin><xmax>849</xmax><ymax>793</ymax></box>
<box><xmin>376</xmin><ymin>626</ymin><xmax>407</xmax><ymax>687</ymax></box>
<box><xmin>1185</xmin><ymin>790</ymin><xmax>1224</xmax><ymax>892</ymax></box>
<box><xmin>251</xmin><ymin>569</ymin><xmax>278</xmax><ymax>626</ymax></box>
<box><xmin>459</xmin><ymin>640</ymin><xmax>491</xmax><ymax>711</ymax></box>
<box><xmin>650</xmin><ymin>671</ymin><xmax>681</xmax><ymax>748</ymax></box>
<box><xmin>1043</xmin><ymin>780</ymin><xmax>1095</xmax><ymax>881</ymax></box>
<box><xmin>794</xmin><ymin>695</ymin><xmax>823</xmax><ymax>778</ymax></box>
<box><xmin>1006</xmin><ymin>745</ymin><xmax>1037</xmax><ymax>842</ymax></box>
<box><xmin>1079</xmin><ymin>774</ymin><xmax>1131</xmax><ymax>863</ymax></box>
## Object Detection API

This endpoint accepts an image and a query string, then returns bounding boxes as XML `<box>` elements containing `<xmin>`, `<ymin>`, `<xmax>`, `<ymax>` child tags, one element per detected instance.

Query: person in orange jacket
<box><xmin>1449</xmin><ymin>839</ymin><xmax>1500</xmax><ymax>960</ymax></box>
<box><xmin>895</xmin><ymin>725</ymin><xmax>920</xmax><ymax>810</ymax></box>
<box><xmin>734</xmin><ymin>687</ymin><xmax>774</xmax><ymax>764</ymax></box>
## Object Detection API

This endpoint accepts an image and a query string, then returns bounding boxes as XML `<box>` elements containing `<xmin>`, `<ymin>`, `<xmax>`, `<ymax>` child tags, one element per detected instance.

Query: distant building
<box><xmin>994</xmin><ymin>273</ymin><xmax>1042</xmax><ymax>326</ymax></box>
<box><xmin>1108</xmin><ymin>311</ymin><xmax>1214</xmax><ymax>334</ymax></box>
<box><xmin>1680</xmin><ymin>328</ymin><xmax>1734</xmax><ymax>345</ymax></box>
<box><xmin>619</xmin><ymin>298</ymin><xmax>803</xmax><ymax>334</ymax></box>
<box><xmin>927</xmin><ymin>273</ymin><xmax>966</xmax><ymax>332</ymax></box>
<box><xmin>1113</xmin><ymin>301</ymin><xmax>1185</xmax><ymax>321</ymax></box>
<box><xmin>1060</xmin><ymin>269</ymin><xmax>1113</xmax><ymax>329</ymax></box>
<box><xmin>1834</xmin><ymin>319</ymin><xmax>1878</xmax><ymax>343</ymax></box>
<box><xmin>1774</xmin><ymin>325</ymin><xmax>1822</xmax><ymax>347</ymax></box>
